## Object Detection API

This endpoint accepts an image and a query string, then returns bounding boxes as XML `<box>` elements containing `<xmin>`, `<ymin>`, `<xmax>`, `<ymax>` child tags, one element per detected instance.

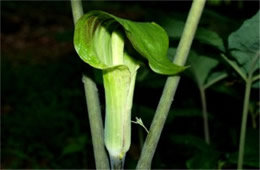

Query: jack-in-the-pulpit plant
<box><xmin>73</xmin><ymin>10</ymin><xmax>186</xmax><ymax>168</ymax></box>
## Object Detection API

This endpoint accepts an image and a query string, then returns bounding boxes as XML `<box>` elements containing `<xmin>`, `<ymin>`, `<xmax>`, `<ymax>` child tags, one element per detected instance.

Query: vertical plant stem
<box><xmin>237</xmin><ymin>78</ymin><xmax>252</xmax><ymax>169</ymax></box>
<box><xmin>136</xmin><ymin>0</ymin><xmax>206</xmax><ymax>169</ymax></box>
<box><xmin>199</xmin><ymin>87</ymin><xmax>210</xmax><ymax>144</ymax></box>
<box><xmin>82</xmin><ymin>75</ymin><xmax>110</xmax><ymax>169</ymax></box>
<box><xmin>71</xmin><ymin>0</ymin><xmax>83</xmax><ymax>24</ymax></box>
<box><xmin>110</xmin><ymin>156</ymin><xmax>125</xmax><ymax>170</ymax></box>
<box><xmin>237</xmin><ymin>54</ymin><xmax>258</xmax><ymax>169</ymax></box>
<box><xmin>71</xmin><ymin>0</ymin><xmax>109</xmax><ymax>169</ymax></box>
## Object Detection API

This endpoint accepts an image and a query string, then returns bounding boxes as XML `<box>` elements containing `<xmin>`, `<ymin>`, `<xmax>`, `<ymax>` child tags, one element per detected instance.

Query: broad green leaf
<box><xmin>228</xmin><ymin>11</ymin><xmax>260</xmax><ymax>75</ymax></box>
<box><xmin>74</xmin><ymin>10</ymin><xmax>186</xmax><ymax>75</ymax></box>
<box><xmin>169</xmin><ymin>48</ymin><xmax>227</xmax><ymax>89</ymax></box>
<box><xmin>187</xmin><ymin>51</ymin><xmax>219</xmax><ymax>87</ymax></box>
<box><xmin>195</xmin><ymin>27</ymin><xmax>225</xmax><ymax>52</ymax></box>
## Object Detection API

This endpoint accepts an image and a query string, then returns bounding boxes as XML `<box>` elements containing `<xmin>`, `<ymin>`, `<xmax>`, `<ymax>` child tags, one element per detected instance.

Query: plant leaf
<box><xmin>195</xmin><ymin>27</ymin><xmax>225</xmax><ymax>52</ymax></box>
<box><xmin>228</xmin><ymin>11</ymin><xmax>260</xmax><ymax>74</ymax></box>
<box><xmin>188</xmin><ymin>51</ymin><xmax>219</xmax><ymax>87</ymax></box>
<box><xmin>74</xmin><ymin>10</ymin><xmax>186</xmax><ymax>75</ymax></box>
<box><xmin>221</xmin><ymin>54</ymin><xmax>247</xmax><ymax>81</ymax></box>
<box><xmin>252</xmin><ymin>78</ymin><xmax>260</xmax><ymax>88</ymax></box>
<box><xmin>204</xmin><ymin>71</ymin><xmax>228</xmax><ymax>89</ymax></box>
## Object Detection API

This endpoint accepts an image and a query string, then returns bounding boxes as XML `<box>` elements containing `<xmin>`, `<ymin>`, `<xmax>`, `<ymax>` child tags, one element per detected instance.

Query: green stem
<box><xmin>82</xmin><ymin>75</ymin><xmax>110</xmax><ymax>169</ymax></box>
<box><xmin>203</xmin><ymin>72</ymin><xmax>228</xmax><ymax>89</ymax></box>
<box><xmin>237</xmin><ymin>54</ymin><xmax>258</xmax><ymax>169</ymax></box>
<box><xmin>221</xmin><ymin>54</ymin><xmax>247</xmax><ymax>81</ymax></box>
<box><xmin>136</xmin><ymin>0</ymin><xmax>206</xmax><ymax>169</ymax></box>
<box><xmin>199</xmin><ymin>87</ymin><xmax>210</xmax><ymax>144</ymax></box>
<box><xmin>71</xmin><ymin>0</ymin><xmax>83</xmax><ymax>24</ymax></box>
<box><xmin>71</xmin><ymin>0</ymin><xmax>109</xmax><ymax>169</ymax></box>
<box><xmin>110</xmin><ymin>155</ymin><xmax>125</xmax><ymax>170</ymax></box>
<box><xmin>237</xmin><ymin>78</ymin><xmax>252</xmax><ymax>170</ymax></box>
<box><xmin>252</xmin><ymin>74</ymin><xmax>260</xmax><ymax>82</ymax></box>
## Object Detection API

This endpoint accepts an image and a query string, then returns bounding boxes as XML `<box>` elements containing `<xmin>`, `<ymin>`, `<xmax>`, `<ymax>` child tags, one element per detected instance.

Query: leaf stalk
<box><xmin>199</xmin><ymin>87</ymin><xmax>210</xmax><ymax>144</ymax></box>
<box><xmin>237</xmin><ymin>53</ymin><xmax>259</xmax><ymax>169</ymax></box>
<box><xmin>237</xmin><ymin>77</ymin><xmax>252</xmax><ymax>170</ymax></box>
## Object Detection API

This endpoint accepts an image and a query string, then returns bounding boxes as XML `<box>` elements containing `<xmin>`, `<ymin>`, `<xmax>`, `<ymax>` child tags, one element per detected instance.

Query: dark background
<box><xmin>1</xmin><ymin>0</ymin><xmax>259</xmax><ymax>169</ymax></box>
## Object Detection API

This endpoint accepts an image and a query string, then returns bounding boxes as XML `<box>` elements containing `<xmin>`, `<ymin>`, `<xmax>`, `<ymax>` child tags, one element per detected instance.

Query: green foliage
<box><xmin>205</xmin><ymin>71</ymin><xmax>228</xmax><ymax>89</ymax></box>
<box><xmin>74</xmin><ymin>10</ymin><xmax>186</xmax><ymax>75</ymax></box>
<box><xmin>228</xmin><ymin>11</ymin><xmax>260</xmax><ymax>75</ymax></box>
<box><xmin>195</xmin><ymin>27</ymin><xmax>225</xmax><ymax>52</ymax></box>
<box><xmin>224</xmin><ymin>11</ymin><xmax>260</xmax><ymax>88</ymax></box>
<box><xmin>223</xmin><ymin>11</ymin><xmax>260</xmax><ymax>169</ymax></box>
<box><xmin>188</xmin><ymin>51</ymin><xmax>225</xmax><ymax>88</ymax></box>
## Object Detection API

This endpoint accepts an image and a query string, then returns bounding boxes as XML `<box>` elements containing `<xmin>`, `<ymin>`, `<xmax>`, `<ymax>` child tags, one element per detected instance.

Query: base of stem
<box><xmin>110</xmin><ymin>154</ymin><xmax>125</xmax><ymax>170</ymax></box>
